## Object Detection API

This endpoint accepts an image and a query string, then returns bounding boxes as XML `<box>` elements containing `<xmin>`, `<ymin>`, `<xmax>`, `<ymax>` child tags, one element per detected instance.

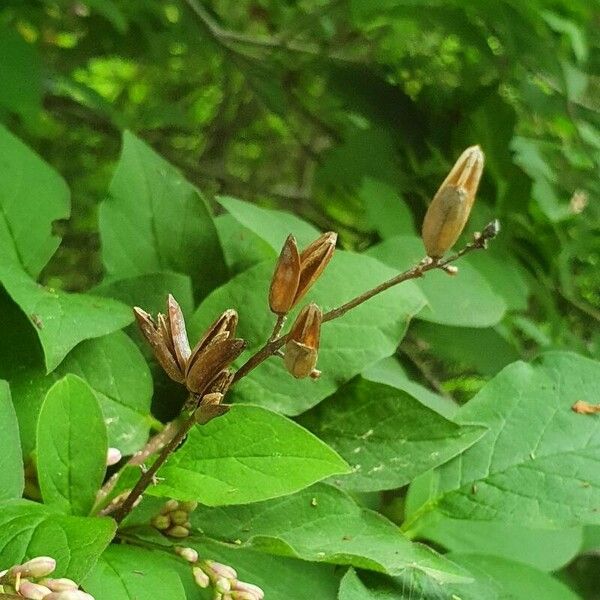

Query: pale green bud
<box><xmin>192</xmin><ymin>566</ymin><xmax>210</xmax><ymax>588</ymax></box>
<box><xmin>18</xmin><ymin>580</ymin><xmax>52</xmax><ymax>600</ymax></box>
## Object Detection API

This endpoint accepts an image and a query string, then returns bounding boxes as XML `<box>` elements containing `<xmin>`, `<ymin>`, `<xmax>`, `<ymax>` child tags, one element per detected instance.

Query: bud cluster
<box><xmin>173</xmin><ymin>551</ymin><xmax>264</xmax><ymax>600</ymax></box>
<box><xmin>151</xmin><ymin>499</ymin><xmax>198</xmax><ymax>538</ymax></box>
<box><xmin>135</xmin><ymin>296</ymin><xmax>245</xmax><ymax>421</ymax></box>
<box><xmin>0</xmin><ymin>557</ymin><xmax>94</xmax><ymax>600</ymax></box>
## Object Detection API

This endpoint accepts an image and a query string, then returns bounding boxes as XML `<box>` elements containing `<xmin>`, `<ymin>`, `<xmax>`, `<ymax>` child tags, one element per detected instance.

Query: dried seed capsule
<box><xmin>134</xmin><ymin>307</ymin><xmax>184</xmax><ymax>383</ymax></box>
<box><xmin>168</xmin><ymin>294</ymin><xmax>192</xmax><ymax>369</ymax></box>
<box><xmin>296</xmin><ymin>232</ymin><xmax>337</xmax><ymax>304</ymax></box>
<box><xmin>269</xmin><ymin>235</ymin><xmax>301</xmax><ymax>314</ymax></box>
<box><xmin>194</xmin><ymin>403</ymin><xmax>230</xmax><ymax>425</ymax></box>
<box><xmin>284</xmin><ymin>304</ymin><xmax>322</xmax><ymax>379</ymax></box>
<box><xmin>187</xmin><ymin>310</ymin><xmax>239</xmax><ymax>375</ymax></box>
<box><xmin>422</xmin><ymin>145</ymin><xmax>484</xmax><ymax>258</ymax></box>
<box><xmin>186</xmin><ymin>338</ymin><xmax>246</xmax><ymax>395</ymax></box>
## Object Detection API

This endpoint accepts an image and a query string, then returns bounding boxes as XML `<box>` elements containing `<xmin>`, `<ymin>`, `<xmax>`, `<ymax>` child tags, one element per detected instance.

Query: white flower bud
<box><xmin>215</xmin><ymin>577</ymin><xmax>231</xmax><ymax>593</ymax></box>
<box><xmin>232</xmin><ymin>581</ymin><xmax>265</xmax><ymax>599</ymax></box>
<box><xmin>106</xmin><ymin>448</ymin><xmax>122</xmax><ymax>466</ymax></box>
<box><xmin>174</xmin><ymin>547</ymin><xmax>198</xmax><ymax>563</ymax></box>
<box><xmin>44</xmin><ymin>590</ymin><xmax>95</xmax><ymax>600</ymax></box>
<box><xmin>204</xmin><ymin>560</ymin><xmax>237</xmax><ymax>580</ymax></box>
<box><xmin>40</xmin><ymin>577</ymin><xmax>79</xmax><ymax>591</ymax></box>
<box><xmin>18</xmin><ymin>580</ymin><xmax>52</xmax><ymax>600</ymax></box>
<box><xmin>192</xmin><ymin>566</ymin><xmax>210</xmax><ymax>588</ymax></box>
<box><xmin>12</xmin><ymin>556</ymin><xmax>56</xmax><ymax>578</ymax></box>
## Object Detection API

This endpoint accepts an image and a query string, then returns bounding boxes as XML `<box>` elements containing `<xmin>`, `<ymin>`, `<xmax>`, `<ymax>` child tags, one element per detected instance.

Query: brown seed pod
<box><xmin>422</xmin><ymin>145</ymin><xmax>484</xmax><ymax>258</ymax></box>
<box><xmin>284</xmin><ymin>303</ymin><xmax>322</xmax><ymax>379</ymax></box>
<box><xmin>269</xmin><ymin>234</ymin><xmax>301</xmax><ymax>314</ymax></box>
<box><xmin>167</xmin><ymin>294</ymin><xmax>191</xmax><ymax>369</ymax></box>
<box><xmin>134</xmin><ymin>307</ymin><xmax>184</xmax><ymax>383</ymax></box>
<box><xmin>296</xmin><ymin>232</ymin><xmax>337</xmax><ymax>305</ymax></box>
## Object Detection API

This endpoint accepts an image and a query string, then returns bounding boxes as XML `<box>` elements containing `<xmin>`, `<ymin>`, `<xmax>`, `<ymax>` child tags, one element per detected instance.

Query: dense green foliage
<box><xmin>0</xmin><ymin>1</ymin><xmax>599</xmax><ymax>599</ymax></box>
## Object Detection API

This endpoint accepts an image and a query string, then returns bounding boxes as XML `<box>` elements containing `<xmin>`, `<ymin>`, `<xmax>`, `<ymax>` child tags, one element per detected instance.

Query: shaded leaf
<box><xmin>37</xmin><ymin>375</ymin><xmax>107</xmax><ymax>515</ymax></box>
<box><xmin>0</xmin><ymin>380</ymin><xmax>24</xmax><ymax>500</ymax></box>
<box><xmin>151</xmin><ymin>405</ymin><xmax>349</xmax><ymax>506</ymax></box>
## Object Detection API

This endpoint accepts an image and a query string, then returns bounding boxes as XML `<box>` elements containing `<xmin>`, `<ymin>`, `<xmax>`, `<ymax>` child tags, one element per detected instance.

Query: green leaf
<box><xmin>0</xmin><ymin>263</ymin><xmax>132</xmax><ymax>372</ymax></box>
<box><xmin>299</xmin><ymin>378</ymin><xmax>485</xmax><ymax>492</ymax></box>
<box><xmin>416</xmin><ymin>513</ymin><xmax>583</xmax><ymax>572</ymax></box>
<box><xmin>363</xmin><ymin>356</ymin><xmax>458</xmax><ymax>419</ymax></box>
<box><xmin>0</xmin><ymin>124</ymin><xmax>69</xmax><ymax>277</ymax></box>
<box><xmin>0</xmin><ymin>27</ymin><xmax>41</xmax><ymax>119</ymax></box>
<box><xmin>11</xmin><ymin>331</ymin><xmax>152</xmax><ymax>458</ymax></box>
<box><xmin>190</xmin><ymin>538</ymin><xmax>341</xmax><ymax>600</ymax></box>
<box><xmin>151</xmin><ymin>405</ymin><xmax>349</xmax><ymax>506</ymax></box>
<box><xmin>191</xmin><ymin>483</ymin><xmax>468</xmax><ymax>583</ymax></box>
<box><xmin>0</xmin><ymin>380</ymin><xmax>24</xmax><ymax>500</ymax></box>
<box><xmin>191</xmin><ymin>252</ymin><xmax>425</xmax><ymax>415</ymax></box>
<box><xmin>99</xmin><ymin>131</ymin><xmax>226</xmax><ymax>300</ymax></box>
<box><xmin>37</xmin><ymin>375</ymin><xmax>107</xmax><ymax>515</ymax></box>
<box><xmin>368</xmin><ymin>236</ymin><xmax>506</xmax><ymax>327</ymax></box>
<box><xmin>215</xmin><ymin>213</ymin><xmax>275</xmax><ymax>275</ymax></box>
<box><xmin>217</xmin><ymin>196</ymin><xmax>320</xmax><ymax>251</ymax></box>
<box><xmin>447</xmin><ymin>554</ymin><xmax>581</xmax><ymax>600</ymax></box>
<box><xmin>0</xmin><ymin>499</ymin><xmax>115</xmax><ymax>581</ymax></box>
<box><xmin>83</xmin><ymin>545</ymin><xmax>186</xmax><ymax>600</ymax></box>
<box><xmin>360</xmin><ymin>177</ymin><xmax>416</xmax><ymax>238</ymax></box>
<box><xmin>405</xmin><ymin>352</ymin><xmax>600</xmax><ymax>529</ymax></box>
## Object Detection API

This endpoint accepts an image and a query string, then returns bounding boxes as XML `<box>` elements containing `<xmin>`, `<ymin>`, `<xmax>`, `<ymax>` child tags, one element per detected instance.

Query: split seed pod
<box><xmin>284</xmin><ymin>303</ymin><xmax>322</xmax><ymax>378</ymax></box>
<box><xmin>269</xmin><ymin>232</ymin><xmax>337</xmax><ymax>314</ymax></box>
<box><xmin>422</xmin><ymin>145</ymin><xmax>484</xmax><ymax>258</ymax></box>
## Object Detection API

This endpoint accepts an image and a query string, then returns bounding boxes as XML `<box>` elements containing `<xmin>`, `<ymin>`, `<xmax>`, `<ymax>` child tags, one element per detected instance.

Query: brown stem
<box><xmin>112</xmin><ymin>412</ymin><xmax>197</xmax><ymax>524</ymax></box>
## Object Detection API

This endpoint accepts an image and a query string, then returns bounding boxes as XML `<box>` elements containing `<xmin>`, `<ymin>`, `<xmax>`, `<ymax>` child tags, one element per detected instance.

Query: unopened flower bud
<box><xmin>422</xmin><ymin>145</ymin><xmax>484</xmax><ymax>258</ymax></box>
<box><xmin>161</xmin><ymin>499</ymin><xmax>179</xmax><ymax>514</ymax></box>
<box><xmin>106</xmin><ymin>448</ymin><xmax>122</xmax><ymax>466</ymax></box>
<box><xmin>174</xmin><ymin>546</ymin><xmax>198</xmax><ymax>563</ymax></box>
<box><xmin>232</xmin><ymin>581</ymin><xmax>265</xmax><ymax>599</ymax></box>
<box><xmin>167</xmin><ymin>525</ymin><xmax>190</xmax><ymax>538</ymax></box>
<box><xmin>18</xmin><ymin>580</ymin><xmax>52</xmax><ymax>599</ymax></box>
<box><xmin>215</xmin><ymin>577</ymin><xmax>231</xmax><ymax>593</ymax></box>
<box><xmin>204</xmin><ymin>560</ymin><xmax>237</xmax><ymax>580</ymax></box>
<box><xmin>40</xmin><ymin>578</ymin><xmax>79</xmax><ymax>592</ymax></box>
<box><xmin>231</xmin><ymin>592</ymin><xmax>262</xmax><ymax>600</ymax></box>
<box><xmin>44</xmin><ymin>591</ymin><xmax>95</xmax><ymax>600</ymax></box>
<box><xmin>12</xmin><ymin>557</ymin><xmax>56</xmax><ymax>578</ymax></box>
<box><xmin>192</xmin><ymin>566</ymin><xmax>210</xmax><ymax>588</ymax></box>
<box><xmin>170</xmin><ymin>510</ymin><xmax>189</xmax><ymax>525</ymax></box>
<box><xmin>284</xmin><ymin>303</ymin><xmax>322</xmax><ymax>379</ymax></box>
<box><xmin>151</xmin><ymin>515</ymin><xmax>171</xmax><ymax>530</ymax></box>
<box><xmin>179</xmin><ymin>501</ymin><xmax>198</xmax><ymax>512</ymax></box>
<box><xmin>442</xmin><ymin>265</ymin><xmax>459</xmax><ymax>276</ymax></box>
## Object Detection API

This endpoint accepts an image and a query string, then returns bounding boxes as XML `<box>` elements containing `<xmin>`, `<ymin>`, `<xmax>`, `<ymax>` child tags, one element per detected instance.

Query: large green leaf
<box><xmin>368</xmin><ymin>235</ymin><xmax>506</xmax><ymax>327</ymax></box>
<box><xmin>447</xmin><ymin>554</ymin><xmax>581</xmax><ymax>600</ymax></box>
<box><xmin>0</xmin><ymin>380</ymin><xmax>23</xmax><ymax>500</ymax></box>
<box><xmin>299</xmin><ymin>378</ymin><xmax>485</xmax><ymax>492</ymax></box>
<box><xmin>405</xmin><ymin>352</ymin><xmax>600</xmax><ymax>529</ymax></box>
<box><xmin>192</xmin><ymin>484</ymin><xmax>468</xmax><ymax>584</ymax></box>
<box><xmin>0</xmin><ymin>499</ymin><xmax>115</xmax><ymax>581</ymax></box>
<box><xmin>11</xmin><ymin>331</ymin><xmax>152</xmax><ymax>458</ymax></box>
<box><xmin>99</xmin><ymin>131</ymin><xmax>226</xmax><ymax>300</ymax></box>
<box><xmin>151</xmin><ymin>405</ymin><xmax>349</xmax><ymax>506</ymax></box>
<box><xmin>83</xmin><ymin>545</ymin><xmax>186</xmax><ymax>600</ymax></box>
<box><xmin>190</xmin><ymin>252</ymin><xmax>425</xmax><ymax>415</ymax></box>
<box><xmin>0</xmin><ymin>124</ymin><xmax>69</xmax><ymax>277</ymax></box>
<box><xmin>360</xmin><ymin>177</ymin><xmax>416</xmax><ymax>238</ymax></box>
<box><xmin>218</xmin><ymin>195</ymin><xmax>320</xmax><ymax>251</ymax></box>
<box><xmin>0</xmin><ymin>263</ymin><xmax>132</xmax><ymax>372</ymax></box>
<box><xmin>37</xmin><ymin>375</ymin><xmax>107</xmax><ymax>515</ymax></box>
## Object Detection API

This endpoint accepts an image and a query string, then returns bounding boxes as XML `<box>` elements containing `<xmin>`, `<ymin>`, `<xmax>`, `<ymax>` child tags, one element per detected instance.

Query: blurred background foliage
<box><xmin>1</xmin><ymin>0</ymin><xmax>599</xmax><ymax>595</ymax></box>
